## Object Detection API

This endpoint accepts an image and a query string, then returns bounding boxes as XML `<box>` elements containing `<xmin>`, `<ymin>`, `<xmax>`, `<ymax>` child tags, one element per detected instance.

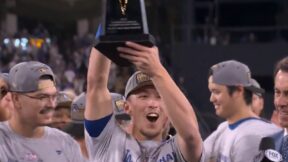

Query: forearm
<box><xmin>152</xmin><ymin>67</ymin><xmax>203</xmax><ymax>161</ymax></box>
<box><xmin>152</xmin><ymin>67</ymin><xmax>199</xmax><ymax>136</ymax></box>
<box><xmin>85</xmin><ymin>48</ymin><xmax>112</xmax><ymax>120</ymax></box>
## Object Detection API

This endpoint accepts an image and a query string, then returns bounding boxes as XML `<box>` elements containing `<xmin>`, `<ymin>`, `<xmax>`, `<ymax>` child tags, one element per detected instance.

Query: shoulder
<box><xmin>0</xmin><ymin>122</ymin><xmax>8</xmax><ymax>144</ymax></box>
<box><xmin>44</xmin><ymin>126</ymin><xmax>76</xmax><ymax>144</ymax></box>
<box><xmin>217</xmin><ymin>121</ymin><xmax>228</xmax><ymax>128</ymax></box>
<box><xmin>0</xmin><ymin>122</ymin><xmax>12</xmax><ymax>138</ymax></box>
<box><xmin>240</xmin><ymin>119</ymin><xmax>281</xmax><ymax>135</ymax></box>
<box><xmin>234</xmin><ymin>120</ymin><xmax>282</xmax><ymax>142</ymax></box>
<box><xmin>0</xmin><ymin>121</ymin><xmax>8</xmax><ymax>130</ymax></box>
<box><xmin>213</xmin><ymin>121</ymin><xmax>229</xmax><ymax>133</ymax></box>
<box><xmin>204</xmin><ymin>121</ymin><xmax>228</xmax><ymax>141</ymax></box>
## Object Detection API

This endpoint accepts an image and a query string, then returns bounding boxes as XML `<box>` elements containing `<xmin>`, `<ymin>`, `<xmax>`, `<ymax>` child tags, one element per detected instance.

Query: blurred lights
<box><xmin>14</xmin><ymin>39</ymin><xmax>20</xmax><ymax>47</ymax></box>
<box><xmin>2</xmin><ymin>37</ymin><xmax>51</xmax><ymax>49</ymax></box>
<box><xmin>3</xmin><ymin>38</ymin><xmax>9</xmax><ymax>44</ymax></box>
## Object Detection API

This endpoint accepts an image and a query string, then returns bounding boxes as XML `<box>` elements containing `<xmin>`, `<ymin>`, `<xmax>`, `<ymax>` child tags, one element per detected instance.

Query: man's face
<box><xmin>13</xmin><ymin>79</ymin><xmax>57</xmax><ymax>127</ymax></box>
<box><xmin>208</xmin><ymin>76</ymin><xmax>238</xmax><ymax>120</ymax></box>
<box><xmin>125</xmin><ymin>85</ymin><xmax>168</xmax><ymax>141</ymax></box>
<box><xmin>274</xmin><ymin>70</ymin><xmax>288</xmax><ymax>128</ymax></box>
<box><xmin>0</xmin><ymin>79</ymin><xmax>10</xmax><ymax>121</ymax></box>
<box><xmin>51</xmin><ymin>107</ymin><xmax>71</xmax><ymax>130</ymax></box>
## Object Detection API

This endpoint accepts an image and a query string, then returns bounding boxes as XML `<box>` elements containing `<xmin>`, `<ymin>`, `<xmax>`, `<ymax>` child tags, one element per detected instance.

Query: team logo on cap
<box><xmin>38</xmin><ymin>67</ymin><xmax>48</xmax><ymax>73</ymax></box>
<box><xmin>71</xmin><ymin>103</ymin><xmax>84</xmax><ymax>112</ymax></box>
<box><xmin>71</xmin><ymin>103</ymin><xmax>84</xmax><ymax>120</ymax></box>
<box><xmin>115</xmin><ymin>100</ymin><xmax>124</xmax><ymax>112</ymax></box>
<box><xmin>136</xmin><ymin>73</ymin><xmax>150</xmax><ymax>84</ymax></box>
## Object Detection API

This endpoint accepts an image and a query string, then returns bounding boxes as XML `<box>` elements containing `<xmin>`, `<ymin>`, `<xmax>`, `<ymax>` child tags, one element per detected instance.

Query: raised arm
<box><xmin>117</xmin><ymin>42</ymin><xmax>203</xmax><ymax>162</ymax></box>
<box><xmin>85</xmin><ymin>47</ymin><xmax>112</xmax><ymax>120</ymax></box>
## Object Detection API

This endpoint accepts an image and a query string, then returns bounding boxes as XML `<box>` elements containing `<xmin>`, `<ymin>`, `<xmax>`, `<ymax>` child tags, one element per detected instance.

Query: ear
<box><xmin>124</xmin><ymin>101</ymin><xmax>132</xmax><ymax>115</ymax></box>
<box><xmin>11</xmin><ymin>93</ymin><xmax>21</xmax><ymax>109</ymax></box>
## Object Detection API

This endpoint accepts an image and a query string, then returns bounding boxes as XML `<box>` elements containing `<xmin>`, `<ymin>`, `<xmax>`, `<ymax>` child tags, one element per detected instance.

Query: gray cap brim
<box><xmin>246</xmin><ymin>86</ymin><xmax>265</xmax><ymax>94</ymax></box>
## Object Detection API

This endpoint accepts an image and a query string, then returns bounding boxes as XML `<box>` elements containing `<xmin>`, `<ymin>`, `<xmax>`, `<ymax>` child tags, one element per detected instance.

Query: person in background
<box><xmin>64</xmin><ymin>91</ymin><xmax>130</xmax><ymax>159</ymax></box>
<box><xmin>251</xmin><ymin>78</ymin><xmax>265</xmax><ymax>117</ymax></box>
<box><xmin>63</xmin><ymin>92</ymin><xmax>88</xmax><ymax>159</ymax></box>
<box><xmin>260</xmin><ymin>56</ymin><xmax>288</xmax><ymax>162</ymax></box>
<box><xmin>0</xmin><ymin>73</ymin><xmax>12</xmax><ymax>121</ymax></box>
<box><xmin>50</xmin><ymin>91</ymin><xmax>72</xmax><ymax>130</ymax></box>
<box><xmin>0</xmin><ymin>61</ymin><xmax>86</xmax><ymax>162</ymax></box>
<box><xmin>204</xmin><ymin>60</ymin><xmax>281</xmax><ymax>162</ymax></box>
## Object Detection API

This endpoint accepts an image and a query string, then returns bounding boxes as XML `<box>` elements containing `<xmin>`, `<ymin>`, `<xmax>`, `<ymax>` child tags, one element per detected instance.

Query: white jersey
<box><xmin>85</xmin><ymin>114</ymin><xmax>196</xmax><ymax>162</ymax></box>
<box><xmin>204</xmin><ymin>117</ymin><xmax>282</xmax><ymax>162</ymax></box>
<box><xmin>0</xmin><ymin>121</ymin><xmax>86</xmax><ymax>162</ymax></box>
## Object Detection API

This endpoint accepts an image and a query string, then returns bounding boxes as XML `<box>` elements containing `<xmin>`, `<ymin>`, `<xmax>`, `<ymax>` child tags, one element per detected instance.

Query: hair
<box><xmin>208</xmin><ymin>68</ymin><xmax>213</xmax><ymax>78</ymax></box>
<box><xmin>227</xmin><ymin>86</ymin><xmax>253</xmax><ymax>105</ymax></box>
<box><xmin>274</xmin><ymin>56</ymin><xmax>288</xmax><ymax>78</ymax></box>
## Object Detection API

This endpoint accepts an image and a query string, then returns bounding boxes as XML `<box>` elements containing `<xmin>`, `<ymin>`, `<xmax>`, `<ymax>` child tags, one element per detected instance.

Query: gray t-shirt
<box><xmin>204</xmin><ymin>118</ymin><xmax>282</xmax><ymax>162</ymax></box>
<box><xmin>0</xmin><ymin>121</ymin><xmax>86</xmax><ymax>162</ymax></box>
<box><xmin>85</xmin><ymin>114</ymin><xmax>193</xmax><ymax>162</ymax></box>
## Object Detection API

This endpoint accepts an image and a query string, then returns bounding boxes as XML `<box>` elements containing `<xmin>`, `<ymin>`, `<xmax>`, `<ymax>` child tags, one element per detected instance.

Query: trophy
<box><xmin>95</xmin><ymin>0</ymin><xmax>156</xmax><ymax>66</ymax></box>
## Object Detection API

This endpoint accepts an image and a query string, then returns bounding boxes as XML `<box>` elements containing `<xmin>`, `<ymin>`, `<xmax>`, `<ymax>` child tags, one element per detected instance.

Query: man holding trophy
<box><xmin>84</xmin><ymin>0</ymin><xmax>204</xmax><ymax>161</ymax></box>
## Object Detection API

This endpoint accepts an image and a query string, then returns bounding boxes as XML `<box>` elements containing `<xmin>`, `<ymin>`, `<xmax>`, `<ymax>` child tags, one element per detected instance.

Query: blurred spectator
<box><xmin>251</xmin><ymin>78</ymin><xmax>265</xmax><ymax>117</ymax></box>
<box><xmin>0</xmin><ymin>73</ymin><xmax>12</xmax><ymax>121</ymax></box>
<box><xmin>64</xmin><ymin>92</ymin><xmax>88</xmax><ymax>159</ymax></box>
<box><xmin>50</xmin><ymin>91</ymin><xmax>73</xmax><ymax>130</ymax></box>
<box><xmin>64</xmin><ymin>91</ymin><xmax>131</xmax><ymax>159</ymax></box>
<box><xmin>0</xmin><ymin>26</ymin><xmax>135</xmax><ymax>96</ymax></box>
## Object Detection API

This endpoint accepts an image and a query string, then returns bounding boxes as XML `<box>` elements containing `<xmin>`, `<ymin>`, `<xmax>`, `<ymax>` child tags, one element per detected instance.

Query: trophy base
<box><xmin>95</xmin><ymin>34</ymin><xmax>155</xmax><ymax>66</ymax></box>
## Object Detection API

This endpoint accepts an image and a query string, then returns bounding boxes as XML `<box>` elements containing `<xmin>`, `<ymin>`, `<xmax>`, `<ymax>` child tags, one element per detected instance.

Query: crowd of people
<box><xmin>0</xmin><ymin>25</ymin><xmax>134</xmax><ymax>96</ymax></box>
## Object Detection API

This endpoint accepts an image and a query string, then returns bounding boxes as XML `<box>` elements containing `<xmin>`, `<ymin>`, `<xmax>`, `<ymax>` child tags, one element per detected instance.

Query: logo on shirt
<box><xmin>56</xmin><ymin>150</ymin><xmax>62</xmax><ymax>155</ymax></box>
<box><xmin>123</xmin><ymin>149</ymin><xmax>177</xmax><ymax>162</ymax></box>
<box><xmin>21</xmin><ymin>152</ymin><xmax>40</xmax><ymax>161</ymax></box>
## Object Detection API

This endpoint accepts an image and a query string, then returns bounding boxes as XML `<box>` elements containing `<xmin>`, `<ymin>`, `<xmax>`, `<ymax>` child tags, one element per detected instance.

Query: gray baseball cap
<box><xmin>70</xmin><ymin>92</ymin><xmax>130</xmax><ymax>124</ymax></box>
<box><xmin>56</xmin><ymin>91</ymin><xmax>73</xmax><ymax>109</ymax></box>
<box><xmin>251</xmin><ymin>79</ymin><xmax>265</xmax><ymax>96</ymax></box>
<box><xmin>210</xmin><ymin>60</ymin><xmax>264</xmax><ymax>94</ymax></box>
<box><xmin>9</xmin><ymin>61</ymin><xmax>56</xmax><ymax>93</ymax></box>
<box><xmin>70</xmin><ymin>92</ymin><xmax>86</xmax><ymax>123</ymax></box>
<box><xmin>63</xmin><ymin>92</ymin><xmax>86</xmax><ymax>139</ymax></box>
<box><xmin>124</xmin><ymin>71</ymin><xmax>154</xmax><ymax>98</ymax></box>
